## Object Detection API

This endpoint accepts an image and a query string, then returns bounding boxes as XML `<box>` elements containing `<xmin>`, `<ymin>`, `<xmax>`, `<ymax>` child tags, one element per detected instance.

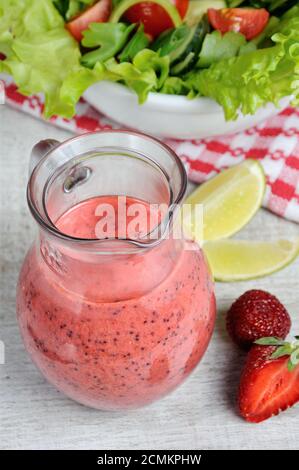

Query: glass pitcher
<box><xmin>16</xmin><ymin>131</ymin><xmax>216</xmax><ymax>410</ymax></box>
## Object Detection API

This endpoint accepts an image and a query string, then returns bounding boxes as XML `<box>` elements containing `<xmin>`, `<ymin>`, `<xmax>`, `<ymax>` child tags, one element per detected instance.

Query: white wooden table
<box><xmin>0</xmin><ymin>106</ymin><xmax>298</xmax><ymax>450</ymax></box>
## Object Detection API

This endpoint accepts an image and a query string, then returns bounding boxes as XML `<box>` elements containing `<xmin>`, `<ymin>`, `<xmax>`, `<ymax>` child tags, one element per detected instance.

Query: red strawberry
<box><xmin>226</xmin><ymin>290</ymin><xmax>291</xmax><ymax>350</ymax></box>
<box><xmin>238</xmin><ymin>337</ymin><xmax>299</xmax><ymax>423</ymax></box>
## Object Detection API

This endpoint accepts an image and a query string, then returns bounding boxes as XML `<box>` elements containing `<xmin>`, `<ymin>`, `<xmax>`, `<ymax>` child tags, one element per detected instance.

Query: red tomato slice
<box><xmin>66</xmin><ymin>0</ymin><xmax>112</xmax><ymax>42</ymax></box>
<box><xmin>207</xmin><ymin>8</ymin><xmax>269</xmax><ymax>40</ymax></box>
<box><xmin>124</xmin><ymin>0</ymin><xmax>189</xmax><ymax>39</ymax></box>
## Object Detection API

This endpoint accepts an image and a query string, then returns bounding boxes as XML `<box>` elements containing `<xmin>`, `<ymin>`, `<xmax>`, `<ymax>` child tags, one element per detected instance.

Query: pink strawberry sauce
<box><xmin>17</xmin><ymin>196</ymin><xmax>216</xmax><ymax>410</ymax></box>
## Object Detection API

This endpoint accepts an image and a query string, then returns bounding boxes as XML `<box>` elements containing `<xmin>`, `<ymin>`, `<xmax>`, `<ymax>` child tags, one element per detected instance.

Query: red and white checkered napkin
<box><xmin>4</xmin><ymin>78</ymin><xmax>299</xmax><ymax>223</ymax></box>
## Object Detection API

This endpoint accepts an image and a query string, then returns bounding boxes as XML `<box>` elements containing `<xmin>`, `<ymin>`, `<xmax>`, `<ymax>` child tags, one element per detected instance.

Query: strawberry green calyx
<box><xmin>109</xmin><ymin>0</ymin><xmax>183</xmax><ymax>28</ymax></box>
<box><xmin>255</xmin><ymin>336</ymin><xmax>299</xmax><ymax>371</ymax></box>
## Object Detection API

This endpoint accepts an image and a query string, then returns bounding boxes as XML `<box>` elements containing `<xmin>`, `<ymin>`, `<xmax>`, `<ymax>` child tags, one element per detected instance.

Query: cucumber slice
<box><xmin>170</xmin><ymin>17</ymin><xmax>210</xmax><ymax>74</ymax></box>
<box><xmin>181</xmin><ymin>16</ymin><xmax>210</xmax><ymax>61</ymax></box>
<box><xmin>152</xmin><ymin>24</ymin><xmax>198</xmax><ymax>64</ymax></box>
<box><xmin>152</xmin><ymin>17</ymin><xmax>210</xmax><ymax>72</ymax></box>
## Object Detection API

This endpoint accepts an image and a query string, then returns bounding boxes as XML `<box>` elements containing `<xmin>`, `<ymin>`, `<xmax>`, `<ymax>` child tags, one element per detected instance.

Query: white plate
<box><xmin>84</xmin><ymin>81</ymin><xmax>290</xmax><ymax>139</ymax></box>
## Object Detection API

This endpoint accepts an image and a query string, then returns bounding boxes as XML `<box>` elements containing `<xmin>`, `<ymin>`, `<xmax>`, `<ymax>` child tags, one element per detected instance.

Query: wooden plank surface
<box><xmin>0</xmin><ymin>106</ymin><xmax>298</xmax><ymax>450</ymax></box>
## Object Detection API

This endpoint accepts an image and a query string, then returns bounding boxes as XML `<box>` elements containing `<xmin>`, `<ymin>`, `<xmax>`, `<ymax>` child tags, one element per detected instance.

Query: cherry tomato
<box><xmin>124</xmin><ymin>0</ymin><xmax>189</xmax><ymax>39</ymax></box>
<box><xmin>207</xmin><ymin>8</ymin><xmax>269</xmax><ymax>40</ymax></box>
<box><xmin>66</xmin><ymin>0</ymin><xmax>112</xmax><ymax>42</ymax></box>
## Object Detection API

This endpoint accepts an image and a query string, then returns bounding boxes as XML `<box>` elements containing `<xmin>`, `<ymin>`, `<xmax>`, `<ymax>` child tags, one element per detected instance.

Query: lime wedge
<box><xmin>185</xmin><ymin>160</ymin><xmax>265</xmax><ymax>242</ymax></box>
<box><xmin>203</xmin><ymin>239</ymin><xmax>299</xmax><ymax>282</ymax></box>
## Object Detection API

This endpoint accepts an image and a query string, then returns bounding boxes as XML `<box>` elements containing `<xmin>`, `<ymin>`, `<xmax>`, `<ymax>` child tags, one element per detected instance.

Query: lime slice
<box><xmin>185</xmin><ymin>160</ymin><xmax>265</xmax><ymax>242</ymax></box>
<box><xmin>203</xmin><ymin>239</ymin><xmax>299</xmax><ymax>282</ymax></box>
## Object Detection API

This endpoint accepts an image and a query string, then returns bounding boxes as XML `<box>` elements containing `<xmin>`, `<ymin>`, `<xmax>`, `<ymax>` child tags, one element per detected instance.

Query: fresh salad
<box><xmin>0</xmin><ymin>0</ymin><xmax>298</xmax><ymax>120</ymax></box>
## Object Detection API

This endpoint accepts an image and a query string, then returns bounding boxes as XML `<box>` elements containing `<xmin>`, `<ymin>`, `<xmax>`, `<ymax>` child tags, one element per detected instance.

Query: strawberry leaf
<box><xmin>256</xmin><ymin>336</ymin><xmax>299</xmax><ymax>372</ymax></box>
<box><xmin>270</xmin><ymin>345</ymin><xmax>292</xmax><ymax>359</ymax></box>
<box><xmin>287</xmin><ymin>359</ymin><xmax>296</xmax><ymax>372</ymax></box>
<box><xmin>255</xmin><ymin>337</ymin><xmax>286</xmax><ymax>346</ymax></box>
<box><xmin>290</xmin><ymin>348</ymin><xmax>299</xmax><ymax>366</ymax></box>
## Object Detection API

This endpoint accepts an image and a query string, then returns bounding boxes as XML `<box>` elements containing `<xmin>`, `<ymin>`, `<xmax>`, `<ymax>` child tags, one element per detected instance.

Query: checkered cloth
<box><xmin>3</xmin><ymin>78</ymin><xmax>299</xmax><ymax>223</ymax></box>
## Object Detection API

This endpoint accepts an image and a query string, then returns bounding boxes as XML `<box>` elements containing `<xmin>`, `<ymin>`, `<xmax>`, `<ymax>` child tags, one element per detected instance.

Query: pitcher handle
<box><xmin>29</xmin><ymin>139</ymin><xmax>60</xmax><ymax>178</ymax></box>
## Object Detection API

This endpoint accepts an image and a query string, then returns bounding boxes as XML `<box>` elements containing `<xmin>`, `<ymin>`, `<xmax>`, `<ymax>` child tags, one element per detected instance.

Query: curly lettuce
<box><xmin>61</xmin><ymin>49</ymin><xmax>169</xmax><ymax>108</ymax></box>
<box><xmin>184</xmin><ymin>6</ymin><xmax>299</xmax><ymax>120</ymax></box>
<box><xmin>0</xmin><ymin>0</ymin><xmax>82</xmax><ymax>117</ymax></box>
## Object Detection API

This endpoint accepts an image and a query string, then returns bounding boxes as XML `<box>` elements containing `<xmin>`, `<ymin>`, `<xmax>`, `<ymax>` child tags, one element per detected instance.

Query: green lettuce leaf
<box><xmin>118</xmin><ymin>25</ymin><xmax>150</xmax><ymax>63</ymax></box>
<box><xmin>197</xmin><ymin>31</ymin><xmax>248</xmax><ymax>68</ymax></box>
<box><xmin>160</xmin><ymin>76</ymin><xmax>191</xmax><ymax>95</ymax></box>
<box><xmin>133</xmin><ymin>49</ymin><xmax>169</xmax><ymax>89</ymax></box>
<box><xmin>184</xmin><ymin>9</ymin><xmax>299</xmax><ymax>120</ymax></box>
<box><xmin>81</xmin><ymin>22</ymin><xmax>135</xmax><ymax>68</ymax></box>
<box><xmin>0</xmin><ymin>0</ymin><xmax>82</xmax><ymax>117</ymax></box>
<box><xmin>105</xmin><ymin>49</ymin><xmax>169</xmax><ymax>102</ymax></box>
<box><xmin>61</xmin><ymin>49</ymin><xmax>169</xmax><ymax>107</ymax></box>
<box><xmin>0</xmin><ymin>0</ymin><xmax>64</xmax><ymax>55</ymax></box>
<box><xmin>281</xmin><ymin>3</ymin><xmax>299</xmax><ymax>20</ymax></box>
<box><xmin>60</xmin><ymin>61</ymin><xmax>119</xmax><ymax>108</ymax></box>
